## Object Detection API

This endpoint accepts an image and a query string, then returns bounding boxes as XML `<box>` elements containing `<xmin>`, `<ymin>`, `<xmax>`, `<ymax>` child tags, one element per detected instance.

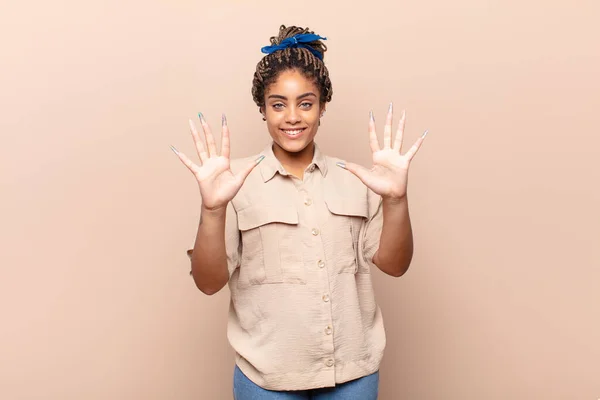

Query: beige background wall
<box><xmin>1</xmin><ymin>0</ymin><xmax>598</xmax><ymax>399</ymax></box>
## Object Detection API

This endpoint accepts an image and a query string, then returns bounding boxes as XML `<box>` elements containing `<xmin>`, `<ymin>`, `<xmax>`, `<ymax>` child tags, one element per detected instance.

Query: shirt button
<box><xmin>325</xmin><ymin>359</ymin><xmax>334</xmax><ymax>367</ymax></box>
<box><xmin>311</xmin><ymin>228</ymin><xmax>320</xmax><ymax>236</ymax></box>
<box><xmin>322</xmin><ymin>294</ymin><xmax>330</xmax><ymax>302</ymax></box>
<box><xmin>325</xmin><ymin>326</ymin><xmax>333</xmax><ymax>335</ymax></box>
<box><xmin>304</xmin><ymin>198</ymin><xmax>312</xmax><ymax>206</ymax></box>
<box><xmin>309</xmin><ymin>165</ymin><xmax>316</xmax><ymax>172</ymax></box>
<box><xmin>317</xmin><ymin>260</ymin><xmax>325</xmax><ymax>268</ymax></box>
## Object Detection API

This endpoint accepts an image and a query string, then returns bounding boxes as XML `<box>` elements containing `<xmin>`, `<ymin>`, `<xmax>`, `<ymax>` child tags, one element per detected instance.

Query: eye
<box><xmin>300</xmin><ymin>102</ymin><xmax>313</xmax><ymax>109</ymax></box>
<box><xmin>272</xmin><ymin>103</ymin><xmax>284</xmax><ymax>110</ymax></box>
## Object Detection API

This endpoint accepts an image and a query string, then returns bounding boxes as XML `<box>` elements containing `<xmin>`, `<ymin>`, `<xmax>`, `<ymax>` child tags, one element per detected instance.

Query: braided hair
<box><xmin>252</xmin><ymin>25</ymin><xmax>333</xmax><ymax>111</ymax></box>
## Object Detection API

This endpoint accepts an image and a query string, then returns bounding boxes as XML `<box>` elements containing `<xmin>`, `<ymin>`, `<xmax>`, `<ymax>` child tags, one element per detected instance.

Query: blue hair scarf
<box><xmin>261</xmin><ymin>33</ymin><xmax>327</xmax><ymax>61</ymax></box>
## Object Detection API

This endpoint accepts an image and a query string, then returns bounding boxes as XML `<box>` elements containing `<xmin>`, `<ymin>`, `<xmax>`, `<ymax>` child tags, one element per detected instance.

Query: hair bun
<box><xmin>269</xmin><ymin>25</ymin><xmax>328</xmax><ymax>59</ymax></box>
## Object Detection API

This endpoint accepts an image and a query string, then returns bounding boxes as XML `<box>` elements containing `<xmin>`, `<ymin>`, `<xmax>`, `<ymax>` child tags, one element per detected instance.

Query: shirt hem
<box><xmin>234</xmin><ymin>351</ymin><xmax>383</xmax><ymax>391</ymax></box>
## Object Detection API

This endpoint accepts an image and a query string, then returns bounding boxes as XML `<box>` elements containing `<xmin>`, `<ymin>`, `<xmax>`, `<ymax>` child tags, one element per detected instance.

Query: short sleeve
<box><xmin>186</xmin><ymin>201</ymin><xmax>242</xmax><ymax>279</ymax></box>
<box><xmin>358</xmin><ymin>188</ymin><xmax>383</xmax><ymax>270</ymax></box>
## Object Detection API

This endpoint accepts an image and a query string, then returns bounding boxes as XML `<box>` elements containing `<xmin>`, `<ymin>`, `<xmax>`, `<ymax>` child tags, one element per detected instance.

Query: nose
<box><xmin>285</xmin><ymin>106</ymin><xmax>301</xmax><ymax>124</ymax></box>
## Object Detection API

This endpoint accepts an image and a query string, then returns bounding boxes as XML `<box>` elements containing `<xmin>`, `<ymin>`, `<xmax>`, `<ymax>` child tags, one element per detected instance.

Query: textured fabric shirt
<box><xmin>188</xmin><ymin>142</ymin><xmax>386</xmax><ymax>391</ymax></box>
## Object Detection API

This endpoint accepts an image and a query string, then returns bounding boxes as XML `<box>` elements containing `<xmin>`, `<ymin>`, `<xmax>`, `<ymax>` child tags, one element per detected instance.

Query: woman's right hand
<box><xmin>171</xmin><ymin>113</ymin><xmax>263</xmax><ymax>211</ymax></box>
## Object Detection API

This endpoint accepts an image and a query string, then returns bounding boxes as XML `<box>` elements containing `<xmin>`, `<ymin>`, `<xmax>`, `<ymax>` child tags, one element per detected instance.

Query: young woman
<box><xmin>172</xmin><ymin>25</ymin><xmax>427</xmax><ymax>400</ymax></box>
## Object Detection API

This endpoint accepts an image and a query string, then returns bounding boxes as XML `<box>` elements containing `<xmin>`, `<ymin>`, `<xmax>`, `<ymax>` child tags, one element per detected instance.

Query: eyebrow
<box><xmin>267</xmin><ymin>92</ymin><xmax>317</xmax><ymax>101</ymax></box>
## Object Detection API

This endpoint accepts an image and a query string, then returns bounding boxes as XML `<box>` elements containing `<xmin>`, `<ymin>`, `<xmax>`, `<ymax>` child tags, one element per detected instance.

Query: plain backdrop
<box><xmin>1</xmin><ymin>0</ymin><xmax>599</xmax><ymax>399</ymax></box>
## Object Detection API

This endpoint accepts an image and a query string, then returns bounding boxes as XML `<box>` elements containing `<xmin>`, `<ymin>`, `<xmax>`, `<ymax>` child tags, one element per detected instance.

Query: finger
<box><xmin>198</xmin><ymin>112</ymin><xmax>218</xmax><ymax>157</ymax></box>
<box><xmin>393</xmin><ymin>109</ymin><xmax>406</xmax><ymax>152</ymax></box>
<box><xmin>235</xmin><ymin>155</ymin><xmax>265</xmax><ymax>184</ymax></box>
<box><xmin>221</xmin><ymin>113</ymin><xmax>231</xmax><ymax>159</ymax></box>
<box><xmin>170</xmin><ymin>145</ymin><xmax>199</xmax><ymax>174</ymax></box>
<box><xmin>189</xmin><ymin>119</ymin><xmax>208</xmax><ymax>163</ymax></box>
<box><xmin>368</xmin><ymin>111</ymin><xmax>380</xmax><ymax>153</ymax></box>
<box><xmin>404</xmin><ymin>130</ymin><xmax>428</xmax><ymax>161</ymax></box>
<box><xmin>336</xmin><ymin>161</ymin><xmax>371</xmax><ymax>186</ymax></box>
<box><xmin>383</xmin><ymin>102</ymin><xmax>393</xmax><ymax>149</ymax></box>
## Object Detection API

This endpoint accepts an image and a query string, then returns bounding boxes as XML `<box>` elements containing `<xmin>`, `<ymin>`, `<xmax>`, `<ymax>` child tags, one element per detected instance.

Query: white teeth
<box><xmin>283</xmin><ymin>129</ymin><xmax>303</xmax><ymax>136</ymax></box>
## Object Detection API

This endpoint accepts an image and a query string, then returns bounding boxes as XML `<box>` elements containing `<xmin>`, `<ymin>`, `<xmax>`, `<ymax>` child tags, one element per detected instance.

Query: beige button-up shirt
<box><xmin>188</xmin><ymin>142</ymin><xmax>386</xmax><ymax>391</ymax></box>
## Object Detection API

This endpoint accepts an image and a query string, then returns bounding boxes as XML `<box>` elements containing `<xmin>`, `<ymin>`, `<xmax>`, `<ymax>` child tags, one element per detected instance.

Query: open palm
<box><xmin>341</xmin><ymin>105</ymin><xmax>428</xmax><ymax>199</ymax></box>
<box><xmin>171</xmin><ymin>114</ymin><xmax>260</xmax><ymax>211</ymax></box>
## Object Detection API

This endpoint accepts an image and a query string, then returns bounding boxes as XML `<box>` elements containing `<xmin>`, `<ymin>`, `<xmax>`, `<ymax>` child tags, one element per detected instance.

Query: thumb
<box><xmin>336</xmin><ymin>160</ymin><xmax>371</xmax><ymax>185</ymax></box>
<box><xmin>235</xmin><ymin>155</ymin><xmax>265</xmax><ymax>185</ymax></box>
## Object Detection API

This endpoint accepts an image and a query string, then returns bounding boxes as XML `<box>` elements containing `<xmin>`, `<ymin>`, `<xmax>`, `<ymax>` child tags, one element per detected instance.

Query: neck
<box><xmin>272</xmin><ymin>141</ymin><xmax>315</xmax><ymax>178</ymax></box>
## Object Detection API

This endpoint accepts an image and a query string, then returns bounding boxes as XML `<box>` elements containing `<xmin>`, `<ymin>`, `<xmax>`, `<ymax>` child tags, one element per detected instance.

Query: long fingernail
<box><xmin>170</xmin><ymin>145</ymin><xmax>179</xmax><ymax>155</ymax></box>
<box><xmin>402</xmin><ymin>109</ymin><xmax>406</xmax><ymax>119</ymax></box>
<box><xmin>222</xmin><ymin>113</ymin><xmax>227</xmax><ymax>126</ymax></box>
<box><xmin>369</xmin><ymin>111</ymin><xmax>374</xmax><ymax>122</ymax></box>
<box><xmin>197</xmin><ymin>112</ymin><xmax>204</xmax><ymax>122</ymax></box>
<box><xmin>255</xmin><ymin>155</ymin><xmax>265</xmax><ymax>164</ymax></box>
<box><xmin>336</xmin><ymin>161</ymin><xmax>346</xmax><ymax>169</ymax></box>
<box><xmin>388</xmin><ymin>102</ymin><xmax>393</xmax><ymax>113</ymax></box>
<box><xmin>421</xmin><ymin>130</ymin><xmax>429</xmax><ymax>139</ymax></box>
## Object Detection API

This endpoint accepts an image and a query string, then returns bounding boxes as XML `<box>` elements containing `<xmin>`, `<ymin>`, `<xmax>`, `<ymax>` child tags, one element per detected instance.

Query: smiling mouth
<box><xmin>280</xmin><ymin>128</ymin><xmax>306</xmax><ymax>136</ymax></box>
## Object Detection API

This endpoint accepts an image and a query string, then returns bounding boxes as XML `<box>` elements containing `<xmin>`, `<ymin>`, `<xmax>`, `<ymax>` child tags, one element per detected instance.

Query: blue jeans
<box><xmin>233</xmin><ymin>365</ymin><xmax>379</xmax><ymax>399</ymax></box>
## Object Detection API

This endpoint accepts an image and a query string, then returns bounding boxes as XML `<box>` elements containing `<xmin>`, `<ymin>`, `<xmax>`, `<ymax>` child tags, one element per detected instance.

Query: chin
<box><xmin>275</xmin><ymin>137</ymin><xmax>313</xmax><ymax>154</ymax></box>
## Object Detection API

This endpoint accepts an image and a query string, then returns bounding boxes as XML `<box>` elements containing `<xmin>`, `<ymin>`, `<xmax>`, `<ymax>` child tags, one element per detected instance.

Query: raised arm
<box><xmin>172</xmin><ymin>114</ymin><xmax>264</xmax><ymax>294</ymax></box>
<box><xmin>338</xmin><ymin>104</ymin><xmax>428</xmax><ymax>277</ymax></box>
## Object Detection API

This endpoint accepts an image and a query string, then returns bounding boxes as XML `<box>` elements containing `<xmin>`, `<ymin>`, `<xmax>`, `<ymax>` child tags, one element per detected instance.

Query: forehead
<box><xmin>266</xmin><ymin>69</ymin><xmax>319</xmax><ymax>96</ymax></box>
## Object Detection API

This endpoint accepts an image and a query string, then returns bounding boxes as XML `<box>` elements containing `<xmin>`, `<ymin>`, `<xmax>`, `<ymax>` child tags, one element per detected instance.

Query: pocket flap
<box><xmin>237</xmin><ymin>205</ymin><xmax>299</xmax><ymax>231</ymax></box>
<box><xmin>324</xmin><ymin>187</ymin><xmax>369</xmax><ymax>219</ymax></box>
<box><xmin>324</xmin><ymin>196</ymin><xmax>369</xmax><ymax>218</ymax></box>
<box><xmin>322</xmin><ymin>161</ymin><xmax>370</xmax><ymax>218</ymax></box>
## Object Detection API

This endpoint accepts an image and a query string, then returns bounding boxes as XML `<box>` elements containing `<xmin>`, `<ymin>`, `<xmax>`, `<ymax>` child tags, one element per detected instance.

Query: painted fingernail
<box><xmin>170</xmin><ymin>145</ymin><xmax>179</xmax><ymax>155</ymax></box>
<box><xmin>336</xmin><ymin>161</ymin><xmax>346</xmax><ymax>169</ymax></box>
<box><xmin>255</xmin><ymin>155</ymin><xmax>265</xmax><ymax>164</ymax></box>
<box><xmin>197</xmin><ymin>112</ymin><xmax>204</xmax><ymax>122</ymax></box>
<box><xmin>421</xmin><ymin>130</ymin><xmax>429</xmax><ymax>139</ymax></box>
<box><xmin>388</xmin><ymin>102</ymin><xmax>393</xmax><ymax>113</ymax></box>
<box><xmin>370</xmin><ymin>111</ymin><xmax>374</xmax><ymax>122</ymax></box>
<box><xmin>222</xmin><ymin>113</ymin><xmax>227</xmax><ymax>126</ymax></box>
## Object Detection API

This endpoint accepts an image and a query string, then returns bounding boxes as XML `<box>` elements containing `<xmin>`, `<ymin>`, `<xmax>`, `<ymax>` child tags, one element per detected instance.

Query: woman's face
<box><xmin>262</xmin><ymin>69</ymin><xmax>325</xmax><ymax>157</ymax></box>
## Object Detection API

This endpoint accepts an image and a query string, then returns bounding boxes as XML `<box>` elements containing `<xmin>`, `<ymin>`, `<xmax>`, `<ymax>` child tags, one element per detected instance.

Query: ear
<box><xmin>320</xmin><ymin>105</ymin><xmax>327</xmax><ymax>117</ymax></box>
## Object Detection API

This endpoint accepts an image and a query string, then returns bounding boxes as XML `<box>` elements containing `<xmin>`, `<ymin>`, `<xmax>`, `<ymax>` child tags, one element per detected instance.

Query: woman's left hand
<box><xmin>338</xmin><ymin>104</ymin><xmax>428</xmax><ymax>200</ymax></box>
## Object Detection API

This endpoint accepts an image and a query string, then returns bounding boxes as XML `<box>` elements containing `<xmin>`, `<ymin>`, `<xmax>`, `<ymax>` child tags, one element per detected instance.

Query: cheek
<box><xmin>267</xmin><ymin>117</ymin><xmax>284</xmax><ymax>134</ymax></box>
<box><xmin>308</xmin><ymin>112</ymin><xmax>321</xmax><ymax>126</ymax></box>
<box><xmin>266</xmin><ymin>113</ymin><xmax>282</xmax><ymax>126</ymax></box>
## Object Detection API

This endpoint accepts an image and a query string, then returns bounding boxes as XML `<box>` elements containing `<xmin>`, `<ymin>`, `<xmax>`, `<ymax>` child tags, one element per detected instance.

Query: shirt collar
<box><xmin>259</xmin><ymin>142</ymin><xmax>328</xmax><ymax>183</ymax></box>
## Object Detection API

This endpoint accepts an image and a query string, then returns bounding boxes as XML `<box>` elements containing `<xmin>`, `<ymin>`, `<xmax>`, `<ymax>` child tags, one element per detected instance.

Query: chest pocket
<box><xmin>323</xmin><ymin>192</ymin><xmax>369</xmax><ymax>274</ymax></box>
<box><xmin>237</xmin><ymin>205</ymin><xmax>306</xmax><ymax>287</ymax></box>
